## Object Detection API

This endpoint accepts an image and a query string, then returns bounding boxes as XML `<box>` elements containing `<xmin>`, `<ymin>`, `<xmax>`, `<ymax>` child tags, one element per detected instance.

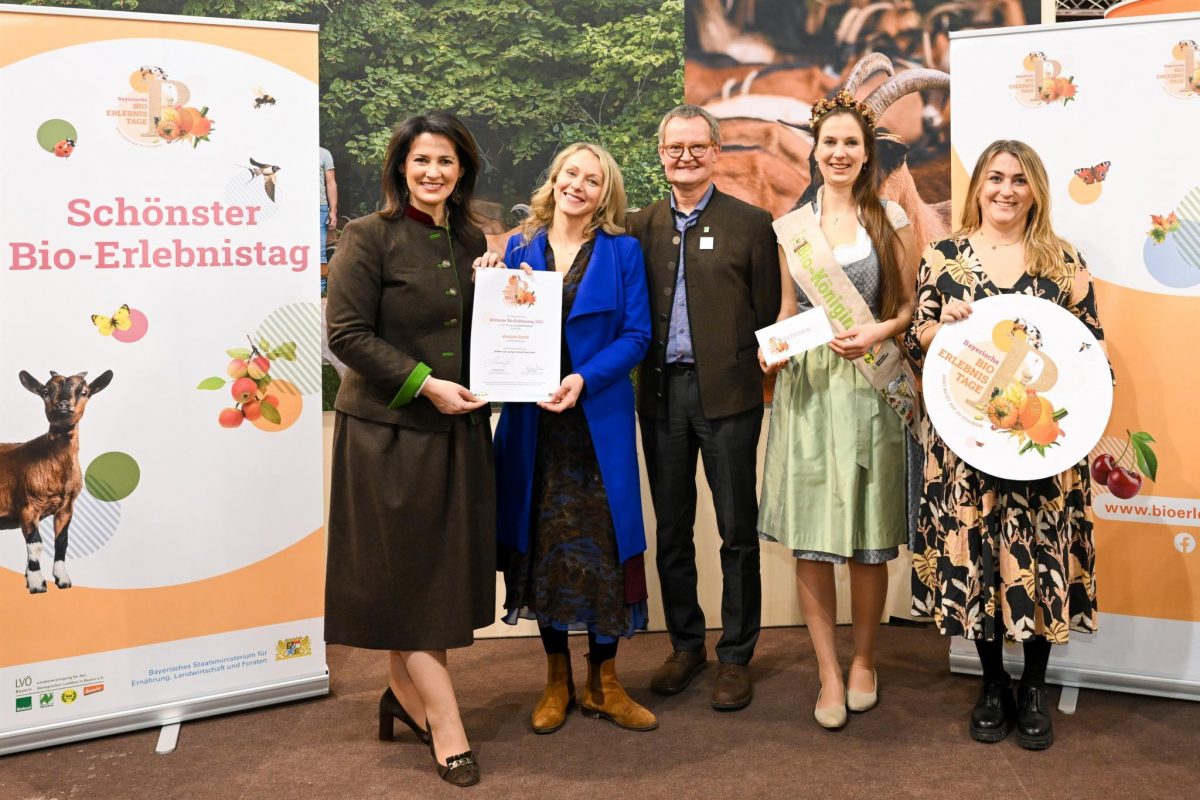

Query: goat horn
<box><xmin>740</xmin><ymin>69</ymin><xmax>761</xmax><ymax>96</ymax></box>
<box><xmin>834</xmin><ymin>7</ymin><xmax>863</xmax><ymax>45</ymax></box>
<box><xmin>923</xmin><ymin>2</ymin><xmax>966</xmax><ymax>24</ymax></box>
<box><xmin>846</xmin><ymin>3</ymin><xmax>897</xmax><ymax>45</ymax></box>
<box><xmin>864</xmin><ymin>67</ymin><xmax>950</xmax><ymax>117</ymax></box>
<box><xmin>844</xmin><ymin>52</ymin><xmax>895</xmax><ymax>97</ymax></box>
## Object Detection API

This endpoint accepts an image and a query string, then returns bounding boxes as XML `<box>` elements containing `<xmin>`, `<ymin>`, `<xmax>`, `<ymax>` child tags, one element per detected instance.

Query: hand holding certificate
<box><xmin>470</xmin><ymin>268</ymin><xmax>564</xmax><ymax>402</ymax></box>
<box><xmin>755</xmin><ymin>306</ymin><xmax>835</xmax><ymax>366</ymax></box>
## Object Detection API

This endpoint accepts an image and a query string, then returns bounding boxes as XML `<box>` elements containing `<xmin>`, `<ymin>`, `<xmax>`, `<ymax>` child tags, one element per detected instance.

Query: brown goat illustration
<box><xmin>0</xmin><ymin>370</ymin><xmax>113</xmax><ymax>593</ymax></box>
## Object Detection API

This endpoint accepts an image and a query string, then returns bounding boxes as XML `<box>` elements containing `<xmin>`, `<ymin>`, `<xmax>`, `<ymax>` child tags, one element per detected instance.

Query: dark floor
<box><xmin>2</xmin><ymin>625</ymin><xmax>1198</xmax><ymax>800</ymax></box>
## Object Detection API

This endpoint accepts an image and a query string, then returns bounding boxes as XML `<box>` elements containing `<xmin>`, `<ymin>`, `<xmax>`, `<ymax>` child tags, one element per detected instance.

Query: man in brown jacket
<box><xmin>627</xmin><ymin>104</ymin><xmax>781</xmax><ymax>710</ymax></box>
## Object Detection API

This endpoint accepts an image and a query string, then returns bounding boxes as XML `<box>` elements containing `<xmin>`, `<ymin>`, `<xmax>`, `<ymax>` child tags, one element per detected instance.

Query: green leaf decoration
<box><xmin>271</xmin><ymin>342</ymin><xmax>298</xmax><ymax>361</ymax></box>
<box><xmin>1132</xmin><ymin>438</ymin><xmax>1158</xmax><ymax>482</ymax></box>
<box><xmin>1149</xmin><ymin>228</ymin><xmax>1166</xmax><ymax>244</ymax></box>
<box><xmin>259</xmin><ymin>337</ymin><xmax>271</xmax><ymax>352</ymax></box>
<box><xmin>255</xmin><ymin>375</ymin><xmax>273</xmax><ymax>390</ymax></box>
<box><xmin>1052</xmin><ymin>408</ymin><xmax>1068</xmax><ymax>422</ymax></box>
<box><xmin>260</xmin><ymin>400</ymin><xmax>282</xmax><ymax>425</ymax></box>
<box><xmin>226</xmin><ymin>348</ymin><xmax>252</xmax><ymax>359</ymax></box>
<box><xmin>1130</xmin><ymin>431</ymin><xmax>1156</xmax><ymax>444</ymax></box>
<box><xmin>196</xmin><ymin>377</ymin><xmax>226</xmax><ymax>390</ymax></box>
<box><xmin>1019</xmin><ymin>440</ymin><xmax>1034</xmax><ymax>455</ymax></box>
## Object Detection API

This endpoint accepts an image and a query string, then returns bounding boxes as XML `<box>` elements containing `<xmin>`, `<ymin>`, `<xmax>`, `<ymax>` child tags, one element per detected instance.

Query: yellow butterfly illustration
<box><xmin>92</xmin><ymin>304</ymin><xmax>132</xmax><ymax>336</ymax></box>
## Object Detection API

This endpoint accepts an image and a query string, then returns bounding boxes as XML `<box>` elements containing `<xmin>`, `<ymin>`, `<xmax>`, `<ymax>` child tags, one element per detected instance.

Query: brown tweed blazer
<box><xmin>627</xmin><ymin>186</ymin><xmax>781</xmax><ymax>420</ymax></box>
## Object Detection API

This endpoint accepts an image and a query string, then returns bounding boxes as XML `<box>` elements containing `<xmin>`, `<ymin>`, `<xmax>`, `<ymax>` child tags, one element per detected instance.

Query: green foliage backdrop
<box><xmin>17</xmin><ymin>0</ymin><xmax>683</xmax><ymax>220</ymax></box>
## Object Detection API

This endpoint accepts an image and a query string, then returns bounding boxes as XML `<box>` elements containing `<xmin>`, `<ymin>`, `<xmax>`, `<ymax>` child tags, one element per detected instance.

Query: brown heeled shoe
<box><xmin>427</xmin><ymin>724</ymin><xmax>480</xmax><ymax>788</ymax></box>
<box><xmin>378</xmin><ymin>687</ymin><xmax>430</xmax><ymax>744</ymax></box>
<box><xmin>579</xmin><ymin>655</ymin><xmax>658</xmax><ymax>732</ymax></box>
<box><xmin>531</xmin><ymin>653</ymin><xmax>576</xmax><ymax>734</ymax></box>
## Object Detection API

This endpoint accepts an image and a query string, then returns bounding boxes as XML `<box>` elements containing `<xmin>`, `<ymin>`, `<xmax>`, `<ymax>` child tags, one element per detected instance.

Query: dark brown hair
<box><xmin>379</xmin><ymin>111</ymin><xmax>481</xmax><ymax>234</ymax></box>
<box><xmin>810</xmin><ymin>108</ymin><xmax>907</xmax><ymax>321</ymax></box>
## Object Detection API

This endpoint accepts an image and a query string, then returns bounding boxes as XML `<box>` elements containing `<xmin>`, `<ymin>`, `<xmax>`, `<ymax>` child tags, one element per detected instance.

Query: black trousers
<box><xmin>640</xmin><ymin>366</ymin><xmax>763</xmax><ymax>665</ymax></box>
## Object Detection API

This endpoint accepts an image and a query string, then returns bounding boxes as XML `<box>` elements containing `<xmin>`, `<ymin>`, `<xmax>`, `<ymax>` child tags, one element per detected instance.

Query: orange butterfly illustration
<box><xmin>1074</xmin><ymin>161</ymin><xmax>1110</xmax><ymax>185</ymax></box>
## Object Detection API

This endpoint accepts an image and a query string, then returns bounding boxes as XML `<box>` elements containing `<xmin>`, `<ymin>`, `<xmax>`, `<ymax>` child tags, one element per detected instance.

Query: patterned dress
<box><xmin>905</xmin><ymin>237</ymin><xmax>1104</xmax><ymax>644</ymax></box>
<box><xmin>502</xmin><ymin>241</ymin><xmax>650</xmax><ymax>641</ymax></box>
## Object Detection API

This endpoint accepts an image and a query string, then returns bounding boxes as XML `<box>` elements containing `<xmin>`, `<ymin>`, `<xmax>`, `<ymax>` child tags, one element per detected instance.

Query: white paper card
<box><xmin>699</xmin><ymin>236</ymin><xmax>714</xmax><ymax>250</ymax></box>
<box><xmin>754</xmin><ymin>305</ymin><xmax>835</xmax><ymax>365</ymax></box>
<box><xmin>470</xmin><ymin>269</ymin><xmax>563</xmax><ymax>401</ymax></box>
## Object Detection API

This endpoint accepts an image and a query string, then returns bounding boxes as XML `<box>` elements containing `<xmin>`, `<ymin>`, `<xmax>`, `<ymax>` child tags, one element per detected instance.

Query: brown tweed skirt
<box><xmin>324</xmin><ymin>411</ymin><xmax>496</xmax><ymax>650</ymax></box>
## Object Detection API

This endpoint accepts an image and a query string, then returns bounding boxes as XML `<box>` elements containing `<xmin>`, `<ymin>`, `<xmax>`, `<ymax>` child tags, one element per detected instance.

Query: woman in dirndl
<box><xmin>758</xmin><ymin>89</ymin><xmax>918</xmax><ymax>730</ymax></box>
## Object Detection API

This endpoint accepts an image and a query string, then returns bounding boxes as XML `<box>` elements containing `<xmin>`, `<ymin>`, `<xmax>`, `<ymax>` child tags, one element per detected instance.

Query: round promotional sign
<box><xmin>922</xmin><ymin>294</ymin><xmax>1112</xmax><ymax>481</ymax></box>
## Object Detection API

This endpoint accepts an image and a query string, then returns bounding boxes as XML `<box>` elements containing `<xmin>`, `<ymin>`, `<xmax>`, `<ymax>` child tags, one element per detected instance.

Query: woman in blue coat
<box><xmin>492</xmin><ymin>142</ymin><xmax>655</xmax><ymax>734</ymax></box>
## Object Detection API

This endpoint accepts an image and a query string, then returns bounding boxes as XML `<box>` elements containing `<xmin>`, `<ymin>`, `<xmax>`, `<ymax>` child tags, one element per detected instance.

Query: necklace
<box><xmin>818</xmin><ymin>188</ymin><xmax>854</xmax><ymax>227</ymax></box>
<box><xmin>977</xmin><ymin>231</ymin><xmax>1022</xmax><ymax>250</ymax></box>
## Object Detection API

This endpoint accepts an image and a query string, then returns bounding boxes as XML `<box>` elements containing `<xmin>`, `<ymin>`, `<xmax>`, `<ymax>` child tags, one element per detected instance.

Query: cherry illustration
<box><xmin>1107</xmin><ymin>467</ymin><xmax>1142</xmax><ymax>499</ymax></box>
<box><xmin>1090</xmin><ymin>453</ymin><xmax>1116</xmax><ymax>485</ymax></box>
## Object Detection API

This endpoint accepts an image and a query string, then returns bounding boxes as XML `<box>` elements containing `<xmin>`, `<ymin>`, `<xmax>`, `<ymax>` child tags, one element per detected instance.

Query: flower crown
<box><xmin>810</xmin><ymin>89</ymin><xmax>877</xmax><ymax>130</ymax></box>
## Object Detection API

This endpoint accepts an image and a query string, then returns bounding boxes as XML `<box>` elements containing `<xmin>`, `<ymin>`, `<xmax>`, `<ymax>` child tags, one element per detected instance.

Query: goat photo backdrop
<box><xmin>0</xmin><ymin>6</ymin><xmax>326</xmax><ymax>753</ymax></box>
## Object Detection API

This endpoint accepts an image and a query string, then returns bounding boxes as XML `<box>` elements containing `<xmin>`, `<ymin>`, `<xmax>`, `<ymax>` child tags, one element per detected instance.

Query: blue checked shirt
<box><xmin>665</xmin><ymin>183</ymin><xmax>715</xmax><ymax>365</ymax></box>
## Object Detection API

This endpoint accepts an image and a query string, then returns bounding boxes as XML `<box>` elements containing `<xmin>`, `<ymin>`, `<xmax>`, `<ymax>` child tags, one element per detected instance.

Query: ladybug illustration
<box><xmin>53</xmin><ymin>138</ymin><xmax>75</xmax><ymax>158</ymax></box>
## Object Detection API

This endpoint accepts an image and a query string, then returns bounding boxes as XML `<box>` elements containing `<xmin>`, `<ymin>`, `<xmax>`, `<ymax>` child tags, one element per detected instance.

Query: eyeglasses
<box><xmin>662</xmin><ymin>143</ymin><xmax>713</xmax><ymax>159</ymax></box>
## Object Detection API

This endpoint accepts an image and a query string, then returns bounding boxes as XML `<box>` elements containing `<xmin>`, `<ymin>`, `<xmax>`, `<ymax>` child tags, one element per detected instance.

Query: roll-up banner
<box><xmin>949</xmin><ymin>13</ymin><xmax>1200</xmax><ymax>700</ymax></box>
<box><xmin>0</xmin><ymin>5</ymin><xmax>327</xmax><ymax>754</ymax></box>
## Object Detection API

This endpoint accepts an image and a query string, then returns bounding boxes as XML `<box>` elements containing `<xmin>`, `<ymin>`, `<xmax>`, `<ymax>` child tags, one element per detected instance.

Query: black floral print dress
<box><xmin>502</xmin><ymin>241</ymin><xmax>650</xmax><ymax>640</ymax></box>
<box><xmin>904</xmin><ymin>237</ymin><xmax>1104</xmax><ymax>644</ymax></box>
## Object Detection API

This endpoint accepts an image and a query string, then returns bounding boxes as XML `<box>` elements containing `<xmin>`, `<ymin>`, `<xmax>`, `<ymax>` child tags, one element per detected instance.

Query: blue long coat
<box><xmin>493</xmin><ymin>228</ymin><xmax>651</xmax><ymax>563</ymax></box>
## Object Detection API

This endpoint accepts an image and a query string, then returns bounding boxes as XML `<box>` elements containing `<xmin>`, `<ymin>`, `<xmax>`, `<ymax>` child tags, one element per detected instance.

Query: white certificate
<box><xmin>470</xmin><ymin>268</ymin><xmax>563</xmax><ymax>402</ymax></box>
<box><xmin>755</xmin><ymin>305</ymin><xmax>835</xmax><ymax>365</ymax></box>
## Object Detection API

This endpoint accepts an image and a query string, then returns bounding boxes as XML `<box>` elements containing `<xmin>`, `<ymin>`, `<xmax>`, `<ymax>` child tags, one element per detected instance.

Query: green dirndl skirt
<box><xmin>758</xmin><ymin>344</ymin><xmax>906</xmax><ymax>557</ymax></box>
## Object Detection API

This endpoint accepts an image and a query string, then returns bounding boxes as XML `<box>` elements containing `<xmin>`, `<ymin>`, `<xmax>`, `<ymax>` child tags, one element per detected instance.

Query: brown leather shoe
<box><xmin>530</xmin><ymin>653</ymin><xmax>575</xmax><ymax>734</ymax></box>
<box><xmin>712</xmin><ymin>662</ymin><xmax>752</xmax><ymax>710</ymax></box>
<box><xmin>649</xmin><ymin>648</ymin><xmax>708</xmax><ymax>696</ymax></box>
<box><xmin>579</xmin><ymin>657</ymin><xmax>658</xmax><ymax>731</ymax></box>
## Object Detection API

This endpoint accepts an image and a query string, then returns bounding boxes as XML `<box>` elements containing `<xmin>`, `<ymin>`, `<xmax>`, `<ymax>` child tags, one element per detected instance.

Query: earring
<box><xmin>451</xmin><ymin>185</ymin><xmax>462</xmax><ymax>204</ymax></box>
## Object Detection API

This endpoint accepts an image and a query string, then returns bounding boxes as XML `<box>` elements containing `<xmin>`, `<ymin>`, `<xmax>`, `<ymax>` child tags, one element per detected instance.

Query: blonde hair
<box><xmin>957</xmin><ymin>139</ymin><xmax>1071</xmax><ymax>278</ymax></box>
<box><xmin>522</xmin><ymin>143</ymin><xmax>627</xmax><ymax>241</ymax></box>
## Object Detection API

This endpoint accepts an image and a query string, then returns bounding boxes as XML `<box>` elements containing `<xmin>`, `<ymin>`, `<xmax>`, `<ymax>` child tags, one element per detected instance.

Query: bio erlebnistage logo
<box><xmin>1159</xmin><ymin>40</ymin><xmax>1200</xmax><ymax>99</ymax></box>
<box><xmin>1011</xmin><ymin>52</ymin><xmax>1077</xmax><ymax>108</ymax></box>
<box><xmin>107</xmin><ymin>65</ymin><xmax>215</xmax><ymax>148</ymax></box>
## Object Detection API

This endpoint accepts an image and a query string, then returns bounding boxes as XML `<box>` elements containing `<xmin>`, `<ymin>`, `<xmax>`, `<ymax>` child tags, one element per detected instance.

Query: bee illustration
<box><xmin>1079</xmin><ymin>342</ymin><xmax>1092</xmax><ymax>352</ymax></box>
<box><xmin>138</xmin><ymin>65</ymin><xmax>167</xmax><ymax>80</ymax></box>
<box><xmin>253</xmin><ymin>86</ymin><xmax>277</xmax><ymax>109</ymax></box>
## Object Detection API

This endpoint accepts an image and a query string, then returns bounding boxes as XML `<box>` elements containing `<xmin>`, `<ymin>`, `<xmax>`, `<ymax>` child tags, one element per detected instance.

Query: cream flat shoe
<box><xmin>814</xmin><ymin>689</ymin><xmax>848</xmax><ymax>729</ymax></box>
<box><xmin>847</xmin><ymin>669</ymin><xmax>878</xmax><ymax>713</ymax></box>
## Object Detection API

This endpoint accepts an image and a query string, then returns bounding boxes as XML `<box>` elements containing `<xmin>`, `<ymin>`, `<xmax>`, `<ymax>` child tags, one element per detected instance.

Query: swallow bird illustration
<box><xmin>245</xmin><ymin>158</ymin><xmax>282</xmax><ymax>202</ymax></box>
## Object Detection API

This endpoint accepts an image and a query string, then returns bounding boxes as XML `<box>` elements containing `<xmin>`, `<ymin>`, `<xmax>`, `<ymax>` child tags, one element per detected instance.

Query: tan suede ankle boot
<box><xmin>531</xmin><ymin>653</ymin><xmax>575</xmax><ymax>734</ymax></box>
<box><xmin>579</xmin><ymin>656</ymin><xmax>658</xmax><ymax>731</ymax></box>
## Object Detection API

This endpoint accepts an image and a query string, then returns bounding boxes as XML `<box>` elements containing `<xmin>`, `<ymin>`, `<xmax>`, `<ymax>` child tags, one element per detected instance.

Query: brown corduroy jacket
<box><xmin>628</xmin><ymin>186</ymin><xmax>781</xmax><ymax>420</ymax></box>
<box><xmin>326</xmin><ymin>208</ymin><xmax>488</xmax><ymax>431</ymax></box>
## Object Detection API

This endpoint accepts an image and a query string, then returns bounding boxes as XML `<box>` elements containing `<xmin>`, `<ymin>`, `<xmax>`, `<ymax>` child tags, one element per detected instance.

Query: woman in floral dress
<box><xmin>905</xmin><ymin>140</ymin><xmax>1104</xmax><ymax>750</ymax></box>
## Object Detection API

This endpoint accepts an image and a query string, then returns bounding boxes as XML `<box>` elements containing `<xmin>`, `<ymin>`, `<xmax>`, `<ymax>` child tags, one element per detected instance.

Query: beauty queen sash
<box><xmin>773</xmin><ymin>203</ymin><xmax>923</xmax><ymax>439</ymax></box>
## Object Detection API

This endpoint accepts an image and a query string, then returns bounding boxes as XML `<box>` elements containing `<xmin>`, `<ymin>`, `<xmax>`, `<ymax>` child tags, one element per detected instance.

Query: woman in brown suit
<box><xmin>325</xmin><ymin>111</ymin><xmax>495</xmax><ymax>787</ymax></box>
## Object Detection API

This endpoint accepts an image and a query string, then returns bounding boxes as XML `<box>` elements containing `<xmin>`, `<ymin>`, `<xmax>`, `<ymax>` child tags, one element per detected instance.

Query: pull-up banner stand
<box><xmin>949</xmin><ymin>12</ymin><xmax>1200</xmax><ymax>703</ymax></box>
<box><xmin>0</xmin><ymin>5</ymin><xmax>327</xmax><ymax>754</ymax></box>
